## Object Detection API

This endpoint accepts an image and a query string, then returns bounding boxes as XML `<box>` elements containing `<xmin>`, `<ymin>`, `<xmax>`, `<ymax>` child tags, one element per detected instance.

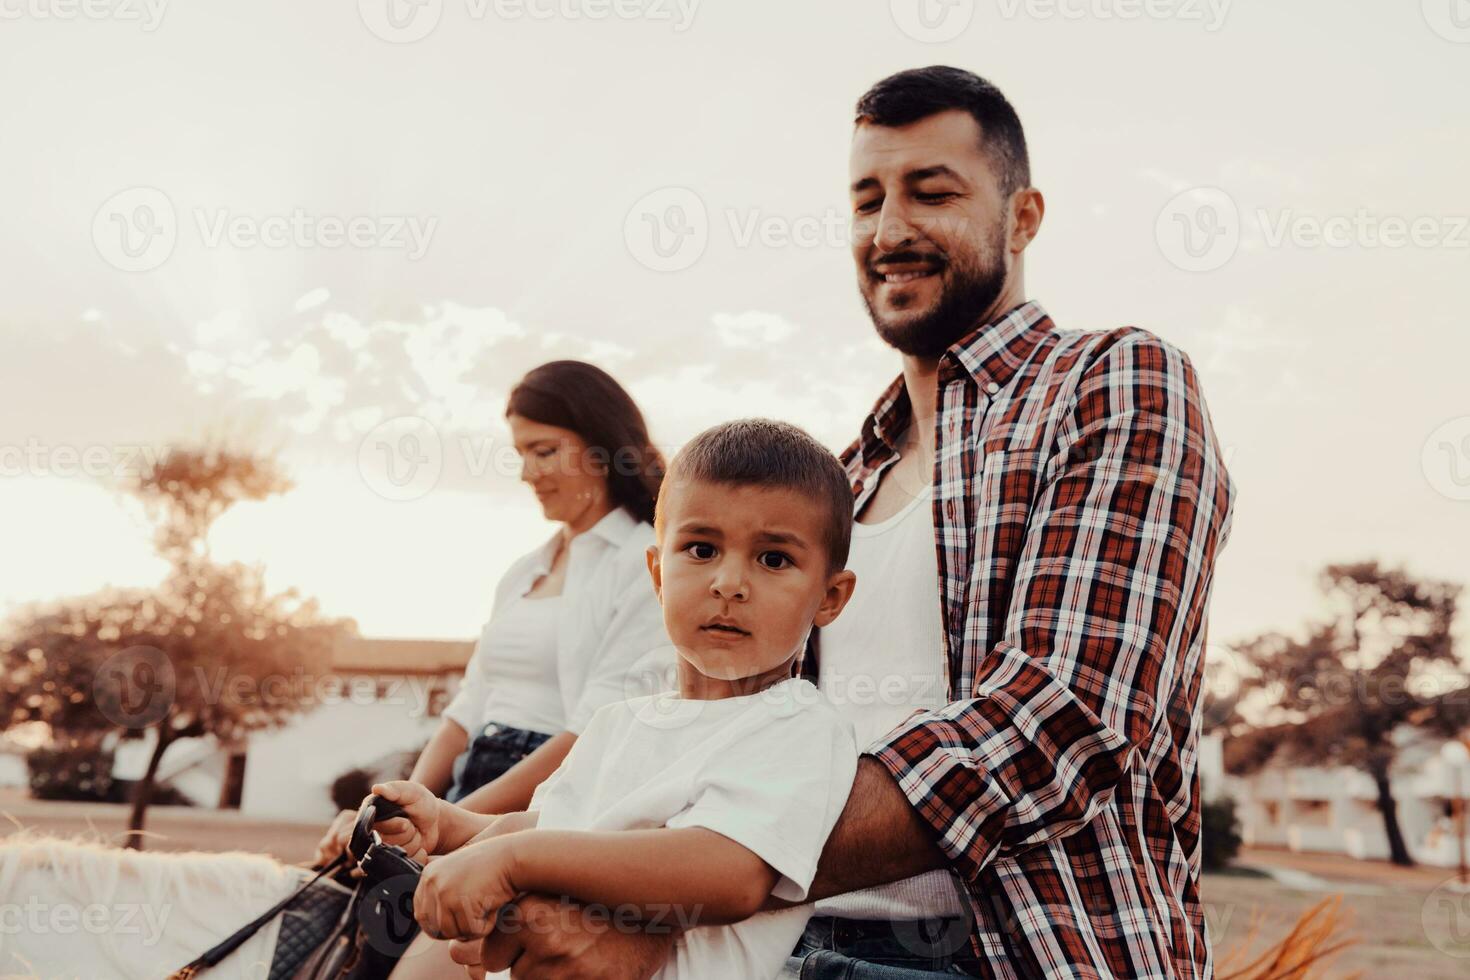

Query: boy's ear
<box><xmin>812</xmin><ymin>569</ymin><xmax>857</xmax><ymax>628</ymax></box>
<box><xmin>645</xmin><ymin>544</ymin><xmax>663</xmax><ymax>600</ymax></box>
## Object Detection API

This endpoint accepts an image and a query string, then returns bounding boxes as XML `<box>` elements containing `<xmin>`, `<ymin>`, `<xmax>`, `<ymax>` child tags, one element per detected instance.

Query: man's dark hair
<box><xmin>657</xmin><ymin>419</ymin><xmax>854</xmax><ymax>572</ymax></box>
<box><xmin>855</xmin><ymin>65</ymin><xmax>1030</xmax><ymax>197</ymax></box>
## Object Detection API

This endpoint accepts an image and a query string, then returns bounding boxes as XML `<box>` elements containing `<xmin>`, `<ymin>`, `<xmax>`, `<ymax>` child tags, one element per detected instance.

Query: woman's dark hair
<box><xmin>855</xmin><ymin>66</ymin><xmax>1030</xmax><ymax>197</ymax></box>
<box><xmin>506</xmin><ymin>360</ymin><xmax>665</xmax><ymax>526</ymax></box>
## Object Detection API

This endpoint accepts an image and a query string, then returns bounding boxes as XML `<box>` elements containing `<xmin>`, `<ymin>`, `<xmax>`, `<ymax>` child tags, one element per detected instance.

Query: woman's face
<box><xmin>508</xmin><ymin>413</ymin><xmax>611</xmax><ymax>529</ymax></box>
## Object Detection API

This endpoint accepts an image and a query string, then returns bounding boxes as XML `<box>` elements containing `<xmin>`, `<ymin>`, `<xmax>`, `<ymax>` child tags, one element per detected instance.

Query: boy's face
<box><xmin>647</xmin><ymin>478</ymin><xmax>856</xmax><ymax>691</ymax></box>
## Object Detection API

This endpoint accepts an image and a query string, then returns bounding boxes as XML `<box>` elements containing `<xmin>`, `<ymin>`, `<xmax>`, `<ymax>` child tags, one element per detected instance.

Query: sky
<box><xmin>1</xmin><ymin>2</ymin><xmax>1467</xmax><ymax>675</ymax></box>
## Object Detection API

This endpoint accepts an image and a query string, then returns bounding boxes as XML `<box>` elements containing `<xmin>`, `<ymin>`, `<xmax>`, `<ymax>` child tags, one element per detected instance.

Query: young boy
<box><xmin>372</xmin><ymin>418</ymin><xmax>861</xmax><ymax>978</ymax></box>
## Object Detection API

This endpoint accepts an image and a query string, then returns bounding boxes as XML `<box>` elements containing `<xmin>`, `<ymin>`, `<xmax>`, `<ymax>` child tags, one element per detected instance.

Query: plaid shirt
<box><xmin>821</xmin><ymin>301</ymin><xmax>1235</xmax><ymax>979</ymax></box>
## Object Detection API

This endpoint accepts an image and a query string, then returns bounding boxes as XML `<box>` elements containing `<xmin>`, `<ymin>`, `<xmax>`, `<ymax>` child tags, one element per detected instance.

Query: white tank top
<box><xmin>813</xmin><ymin>483</ymin><xmax>969</xmax><ymax>920</ymax></box>
<box><xmin>470</xmin><ymin>593</ymin><xmax>565</xmax><ymax>736</ymax></box>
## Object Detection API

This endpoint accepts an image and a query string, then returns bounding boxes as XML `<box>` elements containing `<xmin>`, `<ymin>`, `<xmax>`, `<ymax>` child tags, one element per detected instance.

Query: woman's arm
<box><xmin>409</xmin><ymin>718</ymin><xmax>470</xmax><ymax>796</ymax></box>
<box><xmin>453</xmin><ymin>731</ymin><xmax>577</xmax><ymax>814</ymax></box>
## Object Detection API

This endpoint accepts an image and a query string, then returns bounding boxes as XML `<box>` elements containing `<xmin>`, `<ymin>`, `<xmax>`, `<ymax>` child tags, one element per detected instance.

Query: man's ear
<box><xmin>645</xmin><ymin>544</ymin><xmax>663</xmax><ymax>601</ymax></box>
<box><xmin>812</xmin><ymin>569</ymin><xmax>858</xmax><ymax>628</ymax></box>
<box><xmin>1009</xmin><ymin>186</ymin><xmax>1045</xmax><ymax>256</ymax></box>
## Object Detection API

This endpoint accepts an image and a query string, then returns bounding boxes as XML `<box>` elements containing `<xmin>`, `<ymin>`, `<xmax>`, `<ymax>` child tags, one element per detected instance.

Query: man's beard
<box><xmin>862</xmin><ymin>231</ymin><xmax>1008</xmax><ymax>359</ymax></box>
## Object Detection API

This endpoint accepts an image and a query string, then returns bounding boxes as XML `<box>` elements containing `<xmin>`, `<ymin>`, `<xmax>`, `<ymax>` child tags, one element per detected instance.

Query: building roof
<box><xmin>329</xmin><ymin>636</ymin><xmax>474</xmax><ymax>675</ymax></box>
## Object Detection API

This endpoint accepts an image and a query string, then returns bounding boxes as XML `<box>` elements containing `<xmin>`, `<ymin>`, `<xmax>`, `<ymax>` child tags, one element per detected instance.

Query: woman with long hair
<box><xmin>309</xmin><ymin>360</ymin><xmax>670</xmax><ymax>978</ymax></box>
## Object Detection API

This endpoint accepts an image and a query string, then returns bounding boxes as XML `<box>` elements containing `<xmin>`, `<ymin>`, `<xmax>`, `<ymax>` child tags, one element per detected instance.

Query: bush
<box><xmin>1202</xmin><ymin>796</ymin><xmax>1243</xmax><ymax>871</ymax></box>
<box><xmin>27</xmin><ymin>739</ymin><xmax>115</xmax><ymax>802</ymax></box>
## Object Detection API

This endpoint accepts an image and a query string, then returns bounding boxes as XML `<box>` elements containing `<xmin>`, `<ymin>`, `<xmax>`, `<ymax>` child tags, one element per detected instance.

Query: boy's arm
<box><xmin>509</xmin><ymin>827</ymin><xmax>778</xmax><ymax>926</ymax></box>
<box><xmin>469</xmin><ymin>808</ymin><xmax>539</xmax><ymax>844</ymax></box>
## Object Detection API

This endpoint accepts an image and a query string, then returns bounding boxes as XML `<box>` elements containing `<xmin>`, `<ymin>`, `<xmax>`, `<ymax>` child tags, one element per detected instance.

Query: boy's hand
<box><xmin>414</xmin><ymin>835</ymin><xmax>521</xmax><ymax>941</ymax></box>
<box><xmin>369</xmin><ymin>780</ymin><xmax>444</xmax><ymax>862</ymax></box>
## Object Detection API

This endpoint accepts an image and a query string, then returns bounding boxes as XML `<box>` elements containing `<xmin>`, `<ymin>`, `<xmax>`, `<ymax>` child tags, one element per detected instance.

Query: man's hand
<box><xmin>415</xmin><ymin>835</ymin><xmax>521</xmax><ymax>941</ymax></box>
<box><xmin>478</xmin><ymin>893</ymin><xmax>678</xmax><ymax>980</ymax></box>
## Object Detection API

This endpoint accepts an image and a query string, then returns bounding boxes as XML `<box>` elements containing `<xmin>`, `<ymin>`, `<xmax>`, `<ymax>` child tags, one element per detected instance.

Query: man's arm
<box><xmin>795</xmin><ymin>334</ymin><xmax>1236</xmax><ymax>892</ymax></box>
<box><xmin>508</xmin><ymin>827</ymin><xmax>779</xmax><ymax>926</ymax></box>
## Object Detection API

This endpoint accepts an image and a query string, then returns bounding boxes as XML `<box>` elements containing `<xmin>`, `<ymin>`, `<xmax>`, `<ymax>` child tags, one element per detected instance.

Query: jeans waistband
<box><xmin>476</xmin><ymin>722</ymin><xmax>554</xmax><ymax>752</ymax></box>
<box><xmin>802</xmin><ymin>914</ymin><xmax>981</xmax><ymax>975</ymax></box>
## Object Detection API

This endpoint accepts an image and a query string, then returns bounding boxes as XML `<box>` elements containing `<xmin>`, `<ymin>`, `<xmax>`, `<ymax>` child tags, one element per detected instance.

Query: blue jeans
<box><xmin>780</xmin><ymin>915</ymin><xmax>983</xmax><ymax>978</ymax></box>
<box><xmin>445</xmin><ymin>722</ymin><xmax>553</xmax><ymax>803</ymax></box>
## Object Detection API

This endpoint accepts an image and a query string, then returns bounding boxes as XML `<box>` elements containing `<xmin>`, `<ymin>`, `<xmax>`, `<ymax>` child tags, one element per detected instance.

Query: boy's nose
<box><xmin>709</xmin><ymin>574</ymin><xmax>748</xmax><ymax>602</ymax></box>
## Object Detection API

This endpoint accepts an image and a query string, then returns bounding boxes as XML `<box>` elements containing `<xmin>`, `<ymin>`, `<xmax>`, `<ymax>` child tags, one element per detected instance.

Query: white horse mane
<box><xmin>0</xmin><ymin>832</ymin><xmax>307</xmax><ymax>980</ymax></box>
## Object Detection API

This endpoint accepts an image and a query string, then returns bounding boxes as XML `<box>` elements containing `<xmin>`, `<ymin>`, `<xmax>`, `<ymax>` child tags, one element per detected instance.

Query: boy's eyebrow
<box><xmin>674</xmin><ymin>523</ymin><xmax>725</xmax><ymax>537</ymax></box>
<box><xmin>754</xmin><ymin>530</ymin><xmax>810</xmax><ymax>549</ymax></box>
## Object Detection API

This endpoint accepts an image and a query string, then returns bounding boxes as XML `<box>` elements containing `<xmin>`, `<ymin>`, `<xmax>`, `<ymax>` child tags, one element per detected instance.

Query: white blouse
<box><xmin>443</xmin><ymin>508</ymin><xmax>674</xmax><ymax>737</ymax></box>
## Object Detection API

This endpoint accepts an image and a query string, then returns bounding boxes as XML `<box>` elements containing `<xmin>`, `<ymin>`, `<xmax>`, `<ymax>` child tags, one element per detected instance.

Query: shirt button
<box><xmin>985</xmin><ymin>382</ymin><xmax>1000</xmax><ymax>395</ymax></box>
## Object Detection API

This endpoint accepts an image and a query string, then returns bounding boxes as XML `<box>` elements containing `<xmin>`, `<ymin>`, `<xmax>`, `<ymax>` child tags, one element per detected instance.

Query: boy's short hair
<box><xmin>656</xmin><ymin>419</ymin><xmax>854</xmax><ymax>572</ymax></box>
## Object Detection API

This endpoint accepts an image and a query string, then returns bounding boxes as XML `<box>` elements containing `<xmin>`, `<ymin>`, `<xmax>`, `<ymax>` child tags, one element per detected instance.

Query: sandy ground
<box><xmin>4</xmin><ymin>794</ymin><xmax>1470</xmax><ymax>977</ymax></box>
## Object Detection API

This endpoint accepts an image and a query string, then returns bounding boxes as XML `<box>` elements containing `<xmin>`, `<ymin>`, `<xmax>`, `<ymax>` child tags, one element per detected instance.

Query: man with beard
<box><xmin>462</xmin><ymin>66</ymin><xmax>1235</xmax><ymax>980</ymax></box>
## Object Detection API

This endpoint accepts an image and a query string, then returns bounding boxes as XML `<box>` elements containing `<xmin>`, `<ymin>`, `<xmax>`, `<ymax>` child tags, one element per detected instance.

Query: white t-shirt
<box><xmin>524</xmin><ymin>677</ymin><xmax>858</xmax><ymax>980</ymax></box>
<box><xmin>443</xmin><ymin>508</ymin><xmax>674</xmax><ymax>737</ymax></box>
<box><xmin>812</xmin><ymin>483</ymin><xmax>969</xmax><ymax>920</ymax></box>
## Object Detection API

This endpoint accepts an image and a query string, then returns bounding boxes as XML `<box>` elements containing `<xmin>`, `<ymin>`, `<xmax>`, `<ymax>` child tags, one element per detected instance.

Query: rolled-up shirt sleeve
<box><xmin>869</xmin><ymin>335</ymin><xmax>1235</xmax><ymax>882</ymax></box>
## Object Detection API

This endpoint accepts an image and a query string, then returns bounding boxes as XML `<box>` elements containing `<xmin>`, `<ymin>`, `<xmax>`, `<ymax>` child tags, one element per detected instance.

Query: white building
<box><xmin>112</xmin><ymin>636</ymin><xmax>473</xmax><ymax>822</ymax></box>
<box><xmin>1203</xmin><ymin>728</ymin><xmax>1470</xmax><ymax>868</ymax></box>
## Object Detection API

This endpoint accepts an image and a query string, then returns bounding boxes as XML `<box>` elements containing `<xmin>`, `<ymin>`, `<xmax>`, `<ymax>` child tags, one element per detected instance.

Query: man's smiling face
<box><xmin>849</xmin><ymin>109</ymin><xmax>1014</xmax><ymax>359</ymax></box>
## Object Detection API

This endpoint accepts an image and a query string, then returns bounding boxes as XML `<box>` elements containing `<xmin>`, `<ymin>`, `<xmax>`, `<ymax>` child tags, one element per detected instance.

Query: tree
<box><xmin>1225</xmin><ymin>561</ymin><xmax>1462</xmax><ymax>866</ymax></box>
<box><xmin>0</xmin><ymin>445</ymin><xmax>352</xmax><ymax>848</ymax></box>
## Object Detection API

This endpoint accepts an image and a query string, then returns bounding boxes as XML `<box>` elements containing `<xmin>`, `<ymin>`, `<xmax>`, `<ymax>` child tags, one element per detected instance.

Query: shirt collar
<box><xmin>528</xmin><ymin>507</ymin><xmax>642</xmax><ymax>575</ymax></box>
<box><xmin>860</xmin><ymin>300</ymin><xmax>1054</xmax><ymax>456</ymax></box>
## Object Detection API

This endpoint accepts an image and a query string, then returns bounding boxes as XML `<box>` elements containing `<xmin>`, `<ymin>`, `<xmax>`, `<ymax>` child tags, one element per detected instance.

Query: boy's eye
<box><xmin>684</xmin><ymin>542</ymin><xmax>717</xmax><ymax>560</ymax></box>
<box><xmin>758</xmin><ymin>551</ymin><xmax>792</xmax><ymax>570</ymax></box>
